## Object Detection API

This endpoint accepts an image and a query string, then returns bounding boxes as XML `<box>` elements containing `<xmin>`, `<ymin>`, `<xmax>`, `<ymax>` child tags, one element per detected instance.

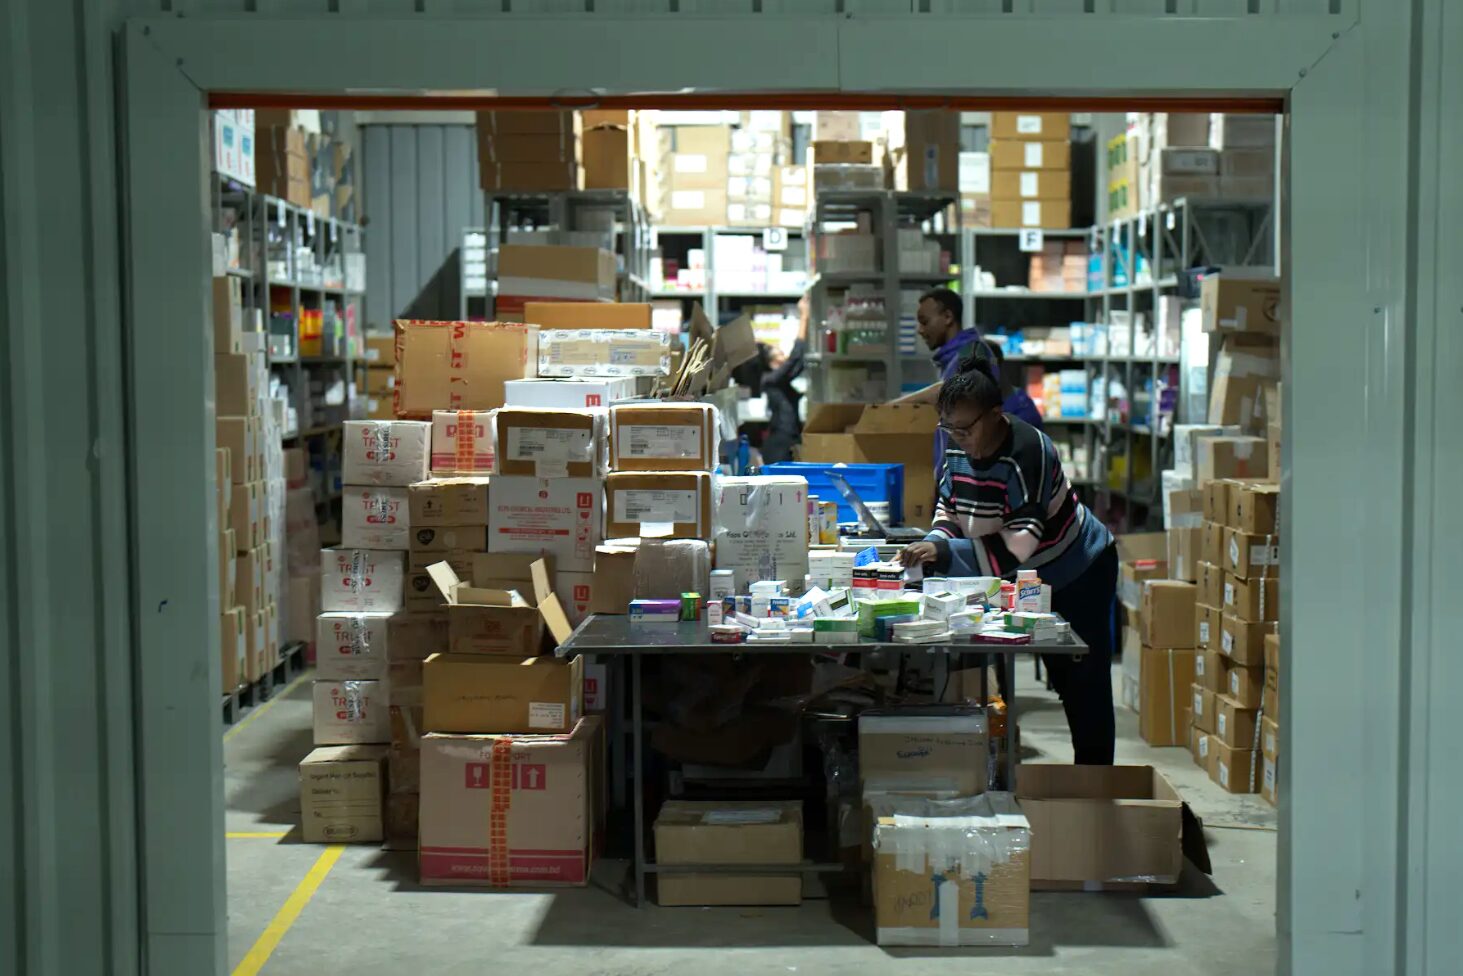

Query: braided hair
<box><xmin>936</xmin><ymin>340</ymin><xmax>1003</xmax><ymax>415</ymax></box>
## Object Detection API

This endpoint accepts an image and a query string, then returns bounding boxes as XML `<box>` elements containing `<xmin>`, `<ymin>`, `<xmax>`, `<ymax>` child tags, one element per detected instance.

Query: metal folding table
<box><xmin>557</xmin><ymin>614</ymin><xmax>1089</xmax><ymax>906</ymax></box>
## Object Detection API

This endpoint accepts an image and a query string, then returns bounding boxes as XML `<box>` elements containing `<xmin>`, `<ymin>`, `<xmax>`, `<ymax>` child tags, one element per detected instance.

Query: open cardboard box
<box><xmin>798</xmin><ymin>403</ymin><xmax>939</xmax><ymax>525</ymax></box>
<box><xmin>427</xmin><ymin>556</ymin><xmax>572</xmax><ymax>655</ymax></box>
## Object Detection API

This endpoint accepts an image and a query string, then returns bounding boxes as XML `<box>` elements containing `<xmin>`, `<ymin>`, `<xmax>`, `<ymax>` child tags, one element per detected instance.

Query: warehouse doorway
<box><xmin>116</xmin><ymin>12</ymin><xmax>1426</xmax><ymax>976</ymax></box>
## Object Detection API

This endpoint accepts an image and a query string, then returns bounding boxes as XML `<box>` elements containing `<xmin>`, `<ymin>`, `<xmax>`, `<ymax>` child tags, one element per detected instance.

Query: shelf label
<box><xmin>306</xmin><ymin>211</ymin><xmax>315</xmax><ymax>236</ymax></box>
<box><xmin>276</xmin><ymin>200</ymin><xmax>286</xmax><ymax>227</ymax></box>
<box><xmin>1018</xmin><ymin>228</ymin><xmax>1044</xmax><ymax>253</ymax></box>
<box><xmin>762</xmin><ymin>227</ymin><xmax>788</xmax><ymax>252</ymax></box>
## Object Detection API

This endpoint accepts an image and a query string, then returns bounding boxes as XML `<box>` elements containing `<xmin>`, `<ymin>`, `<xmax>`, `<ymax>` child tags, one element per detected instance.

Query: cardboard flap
<box><xmin>687</xmin><ymin>301</ymin><xmax>714</xmax><ymax>350</ymax></box>
<box><xmin>803</xmin><ymin>403</ymin><xmax>867</xmax><ymax>434</ymax></box>
<box><xmin>1180</xmin><ymin>803</ymin><xmax>1212</xmax><ymax>875</ymax></box>
<box><xmin>852</xmin><ymin>403</ymin><xmax>937</xmax><ymax>435</ymax></box>
<box><xmin>538</xmin><ymin>592</ymin><xmax>574</xmax><ymax>646</ymax></box>
<box><xmin>711</xmin><ymin>314</ymin><xmax>758</xmax><ymax>371</ymax></box>
<box><xmin>529</xmin><ymin>558</ymin><xmax>553</xmax><ymax>606</ymax></box>
<box><xmin>426</xmin><ymin>562</ymin><xmax>464</xmax><ymax>604</ymax></box>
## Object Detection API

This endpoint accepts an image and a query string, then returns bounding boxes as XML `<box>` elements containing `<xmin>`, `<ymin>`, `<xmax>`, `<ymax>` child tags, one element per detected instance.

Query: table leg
<box><xmin>632</xmin><ymin>652</ymin><xmax>645</xmax><ymax>907</ymax></box>
<box><xmin>931</xmin><ymin>649</ymin><xmax>949</xmax><ymax>701</ymax></box>
<box><xmin>1005</xmin><ymin>652</ymin><xmax>1018</xmax><ymax>791</ymax></box>
<box><xmin>609</xmin><ymin>656</ymin><xmax>626</xmax><ymax>811</ymax></box>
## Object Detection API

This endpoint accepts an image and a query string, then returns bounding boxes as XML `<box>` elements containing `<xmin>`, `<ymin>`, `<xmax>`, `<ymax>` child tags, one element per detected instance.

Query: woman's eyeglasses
<box><xmin>937</xmin><ymin>411</ymin><xmax>987</xmax><ymax>437</ymax></box>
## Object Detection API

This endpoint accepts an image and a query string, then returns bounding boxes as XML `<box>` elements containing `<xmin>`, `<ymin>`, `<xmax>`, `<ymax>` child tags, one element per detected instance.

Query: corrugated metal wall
<box><xmin>359</xmin><ymin>124</ymin><xmax>485</xmax><ymax>331</ymax></box>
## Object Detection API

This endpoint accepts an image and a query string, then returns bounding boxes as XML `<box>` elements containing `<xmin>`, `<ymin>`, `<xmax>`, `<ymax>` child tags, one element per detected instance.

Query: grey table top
<box><xmin>556</xmin><ymin>613</ymin><xmax>1090</xmax><ymax>657</ymax></box>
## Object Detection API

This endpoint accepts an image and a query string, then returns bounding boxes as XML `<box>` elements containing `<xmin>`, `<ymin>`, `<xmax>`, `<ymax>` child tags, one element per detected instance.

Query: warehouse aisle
<box><xmin>224</xmin><ymin>668</ymin><xmax>1276</xmax><ymax>976</ymax></box>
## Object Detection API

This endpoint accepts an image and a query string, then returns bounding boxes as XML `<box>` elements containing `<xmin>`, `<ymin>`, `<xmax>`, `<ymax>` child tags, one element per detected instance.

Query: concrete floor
<box><xmin>224</xmin><ymin>665</ymin><xmax>1277</xmax><ymax>976</ymax></box>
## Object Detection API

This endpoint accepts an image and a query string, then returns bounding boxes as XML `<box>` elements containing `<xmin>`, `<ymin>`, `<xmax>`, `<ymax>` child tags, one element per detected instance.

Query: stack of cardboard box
<box><xmin>1115</xmin><ymin>532</ymin><xmax>1168</xmax><ymax>714</ymax></box>
<box><xmin>1261</xmin><ymin>631</ymin><xmax>1280</xmax><ymax>806</ymax></box>
<box><xmin>988</xmin><ymin>112</ymin><xmax>1072</xmax><ymax>229</ymax></box>
<box><xmin>1106</xmin><ymin>113</ymin><xmax>1276</xmax><ymax>216</ymax></box>
<box><xmin>1028</xmin><ymin>241</ymin><xmax>1087</xmax><ymax>293</ymax></box>
<box><xmin>359</xmin><ymin>335</ymin><xmax>397</xmax><ymax>421</ymax></box>
<box><xmin>476</xmin><ymin>111</ymin><xmax>581</xmax><ymax>193</ymax></box>
<box><xmin>493</xmin><ymin>244</ymin><xmax>617</xmax><ymax>321</ymax></box>
<box><xmin>1136</xmin><ymin>581</ymin><xmax>1199</xmax><ymax>748</ymax></box>
<box><xmin>657</xmin><ymin>125</ymin><xmax>732</xmax><ymax>227</ymax></box>
<box><xmin>581</xmin><ymin>109</ymin><xmax>635</xmax><ymax>192</ymax></box>
<box><xmin>255</xmin><ymin>110</ymin><xmax>309</xmax><ymax>208</ymax></box>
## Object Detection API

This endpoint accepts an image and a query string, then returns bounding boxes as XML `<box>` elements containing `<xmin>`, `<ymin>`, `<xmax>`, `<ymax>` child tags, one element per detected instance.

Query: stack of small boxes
<box><xmin>1028</xmin><ymin>241</ymin><xmax>1087</xmax><ymax>293</ymax></box>
<box><xmin>359</xmin><ymin>334</ymin><xmax>397</xmax><ymax>420</ymax></box>
<box><xmin>988</xmin><ymin>112</ymin><xmax>1072</xmax><ymax>229</ymax></box>
<box><xmin>475</xmin><ymin>110</ymin><xmax>581</xmax><ymax>193</ymax></box>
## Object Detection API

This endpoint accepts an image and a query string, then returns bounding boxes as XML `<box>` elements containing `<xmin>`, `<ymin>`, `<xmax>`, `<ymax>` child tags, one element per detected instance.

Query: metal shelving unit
<box><xmin>649</xmin><ymin>225</ymin><xmax>810</xmax><ymax>325</ymax></box>
<box><xmin>804</xmin><ymin>189</ymin><xmax>962</xmax><ymax>403</ymax></box>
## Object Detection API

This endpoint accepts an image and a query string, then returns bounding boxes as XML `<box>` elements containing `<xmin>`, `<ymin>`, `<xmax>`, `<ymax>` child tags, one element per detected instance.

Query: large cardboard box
<box><xmin>315</xmin><ymin>611</ymin><xmax>393</xmax><ymax>681</ymax></box>
<box><xmin>426</xmin><ymin>558</ymin><xmax>571</xmax><ymax>656</ymax></box>
<box><xmin>604</xmin><ymin>471</ymin><xmax>714</xmax><ymax>541</ymax></box>
<box><xmin>1116</xmin><ymin>532</ymin><xmax>1168</xmax><ymax>609</ymax></box>
<box><xmin>299</xmin><ymin>744</ymin><xmax>387</xmax><ymax>843</ymax></box>
<box><xmin>991</xmin><ymin>198</ymin><xmax>1072</xmax><ymax>229</ymax></box>
<box><xmin>429</xmin><ymin>410</ymin><xmax>495</xmax><ymax>475</ymax></box>
<box><xmin>319</xmin><ymin>548</ymin><xmax>405</xmax><ymax>613</ymax></box>
<box><xmin>1223</xmin><ymin>573</ymin><xmax>1279</xmax><ymax>622</ymax></box>
<box><xmin>1214</xmin><ymin>694</ymin><xmax>1260</xmax><ymax>750</ymax></box>
<box><xmin>522</xmin><ymin>301</ymin><xmax>650</xmax><ymax>331</ymax></box>
<box><xmin>504</xmin><ymin>377</ymin><xmax>637</xmax><ymax>410</ymax></box>
<box><xmin>423</xmin><ymin>653</ymin><xmax>583</xmax><ymax>734</ymax></box>
<box><xmin>487</xmin><ymin>476</ymin><xmax>604</xmax><ymax>574</ymax></box>
<box><xmin>1196</xmin><ymin>436</ymin><xmax>1269</xmax><ymax>483</ymax></box>
<box><xmin>1198</xmin><ymin>560</ymin><xmax>1224</xmax><ymax>609</ymax></box>
<box><xmin>1139</xmin><ymin>647</ymin><xmax>1199</xmax><ymax>747</ymax></box>
<box><xmin>1191</xmin><ymin>683</ymin><xmax>1217</xmax><ymax>734</ymax></box>
<box><xmin>990</xmin><ymin>169</ymin><xmax>1071</xmax><ymax>201</ymax></box>
<box><xmin>582</xmin><ymin>125</ymin><xmax>630</xmax><ymax>189</ymax></box>
<box><xmin>799</xmin><ymin>404</ymin><xmax>937</xmax><ymax>526</ymax></box>
<box><xmin>418</xmin><ymin>715</ymin><xmax>603</xmax><ymax>887</ymax></box>
<box><xmin>1201</xmin><ymin>520</ymin><xmax>1226</xmax><ymax>568</ymax></box>
<box><xmin>214</xmin><ymin>352</ymin><xmax>261</xmax><ymax>416</ymax></box>
<box><xmin>494</xmin><ymin>408</ymin><xmax>603</xmax><ymax>479</ymax></box>
<box><xmin>1208</xmin><ymin>335</ymin><xmax>1279</xmax><ymax>431</ymax></box>
<box><xmin>312</xmin><ymin>679</ymin><xmax>390</xmax><ymax>745</ymax></box>
<box><xmin>608</xmin><ymin>403</ymin><xmax>719</xmax><ymax>472</ymax></box>
<box><xmin>1223</xmin><ymin>659</ymin><xmax>1266</xmax><ymax>709</ymax></box>
<box><xmin>872</xmin><ymin>793</ymin><xmax>1030</xmax><ymax>947</ymax></box>
<box><xmin>1166</xmin><ymin>526</ymin><xmax>1201</xmax><ymax>583</ymax></box>
<box><xmin>991</xmin><ymin>111</ymin><xmax>1071</xmax><ymax>141</ymax></box>
<box><xmin>341</xmin><ymin>420</ymin><xmax>431</xmax><ymax>486</ymax></box>
<box><xmin>1224</xmin><ymin>528</ymin><xmax>1281</xmax><ymax>580</ymax></box>
<box><xmin>712</xmin><ymin>475</ymin><xmax>810</xmax><ymax>591</ymax></box>
<box><xmin>395</xmin><ymin>321</ymin><xmax>539</xmax><ymax>419</ymax></box>
<box><xmin>1219</xmin><ymin>611</ymin><xmax>1274</xmax><ymax>667</ymax></box>
<box><xmin>1016</xmin><ymin>764</ymin><xmax>1201</xmax><ymax>890</ymax></box>
<box><xmin>1196</xmin><ymin>603</ymin><xmax>1221</xmax><ymax>650</ymax></box>
<box><xmin>858</xmin><ymin>709</ymin><xmax>988</xmax><ymax>795</ymax></box>
<box><xmin>1140</xmin><ymin>580</ymin><xmax>1197</xmax><ymax>649</ymax></box>
<box><xmin>811</xmin><ymin>140</ymin><xmax>873</xmax><ymax>164</ymax></box>
<box><xmin>1194</xmin><ymin>647</ymin><xmax>1225</xmax><ymax>694</ymax></box>
<box><xmin>481</xmin><ymin>160</ymin><xmax>581</xmax><ymax>192</ymax></box>
<box><xmin>386</xmin><ymin>613</ymin><xmax>448</xmax><ymax>661</ymax></box>
<box><xmin>498</xmin><ymin>246</ymin><xmax>616</xmax><ymax>302</ymax></box>
<box><xmin>341</xmin><ymin>486</ymin><xmax>411</xmax><ymax>550</ymax></box>
<box><xmin>229</xmin><ymin>482</ymin><xmax>263</xmax><ymax>550</ymax></box>
<box><xmin>989</xmin><ymin>139</ymin><xmax>1071</xmax><ymax>171</ymax></box>
<box><xmin>235</xmin><ymin>546</ymin><xmax>265</xmax><ymax>617</ymax></box>
<box><xmin>1209</xmin><ymin>738</ymin><xmax>1261</xmax><ymax>794</ymax></box>
<box><xmin>1201</xmin><ymin>274</ymin><xmax>1281</xmax><ymax>335</ymax></box>
<box><xmin>409</xmin><ymin>477</ymin><xmax>490</xmax><ymax>527</ymax></box>
<box><xmin>220</xmin><ymin>607</ymin><xmax>245</xmax><ymax>692</ymax></box>
<box><xmin>1228</xmin><ymin>481</ymin><xmax>1280</xmax><ymax>535</ymax></box>
<box><xmin>897</xmin><ymin>110</ymin><xmax>961</xmax><ymax>191</ymax></box>
<box><xmin>654</xmin><ymin>800</ymin><xmax>803</xmax><ymax>907</ymax></box>
<box><xmin>216</xmin><ymin>419</ymin><xmax>255</xmax><ymax>485</ymax></box>
<box><xmin>588</xmin><ymin>544</ymin><xmax>637</xmax><ymax>614</ymax></box>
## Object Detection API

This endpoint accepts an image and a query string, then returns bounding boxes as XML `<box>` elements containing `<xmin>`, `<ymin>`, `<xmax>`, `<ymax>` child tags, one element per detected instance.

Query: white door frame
<box><xmin>119</xmin><ymin>9</ymin><xmax>1439</xmax><ymax>976</ymax></box>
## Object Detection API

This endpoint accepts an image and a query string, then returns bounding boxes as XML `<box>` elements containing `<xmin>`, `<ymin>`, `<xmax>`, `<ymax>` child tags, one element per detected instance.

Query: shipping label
<box><xmin>620</xmin><ymin>423</ymin><xmax>701</xmax><ymax>460</ymax></box>
<box><xmin>614</xmin><ymin>489</ymin><xmax>698</xmax><ymax>526</ymax></box>
<box><xmin>528</xmin><ymin>702</ymin><xmax>566</xmax><ymax>729</ymax></box>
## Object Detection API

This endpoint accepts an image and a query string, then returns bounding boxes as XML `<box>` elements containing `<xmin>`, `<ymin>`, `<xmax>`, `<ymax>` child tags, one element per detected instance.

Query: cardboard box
<box><xmin>235</xmin><ymin>546</ymin><xmax>265</xmax><ymax>617</ymax></box>
<box><xmin>299</xmin><ymin>745</ymin><xmax>387</xmax><ymax>843</ymax></box>
<box><xmin>1224</xmin><ymin>660</ymin><xmax>1265</xmax><ymax>709</ymax></box>
<box><xmin>428</xmin><ymin>410</ymin><xmax>494</xmax><ymax>475</ymax></box>
<box><xmin>423</xmin><ymin>653</ymin><xmax>583</xmax><ymax>735</ymax></box>
<box><xmin>991</xmin><ymin>198</ymin><xmax>1072</xmax><ymax>229</ymax></box>
<box><xmin>315</xmin><ymin>611</ymin><xmax>393</xmax><ymax>681</ymax></box>
<box><xmin>341</xmin><ymin>486</ymin><xmax>411</xmax><ymax>550</ymax></box>
<box><xmin>1265</xmin><ymin>631</ymin><xmax>1281</xmax><ymax>676</ymax></box>
<box><xmin>608</xmin><ymin>403</ymin><xmax>719</xmax><ymax>472</ymax></box>
<box><xmin>1191</xmin><ymin>684</ymin><xmax>1216</xmax><ymax>735</ymax></box>
<box><xmin>1190</xmin><ymin>724</ymin><xmax>1211</xmax><ymax>768</ymax></box>
<box><xmin>872</xmin><ymin>793</ymin><xmax>1030</xmax><ymax>947</ymax></box>
<box><xmin>990</xmin><ymin>169</ymin><xmax>1070</xmax><ymax>201</ymax></box>
<box><xmin>553</xmin><ymin>571</ymin><xmax>594</xmax><ymax>628</ymax></box>
<box><xmin>426</xmin><ymin>557</ymin><xmax>570</xmax><ymax>656</ymax></box>
<box><xmin>418</xmin><ymin>715</ymin><xmax>603</xmax><ymax>886</ymax></box>
<box><xmin>1017</xmin><ymin>765</ymin><xmax>1199</xmax><ymax>890</ymax></box>
<box><xmin>1139</xmin><ymin>647</ymin><xmax>1198</xmax><ymax>747</ymax></box>
<box><xmin>1229</xmin><ymin>481</ymin><xmax>1280</xmax><ymax>535</ymax></box>
<box><xmin>1166</xmin><ymin>527</ymin><xmax>1201</xmax><ymax>583</ymax></box>
<box><xmin>215</xmin><ymin>449</ymin><xmax>232</xmax><ymax>522</ymax></box>
<box><xmin>1116</xmin><ymin>532</ymin><xmax>1168</xmax><ymax>609</ymax></box>
<box><xmin>494</xmin><ymin>408</ymin><xmax>603</xmax><ymax>478</ymax></box>
<box><xmin>1219</xmin><ymin>612</ymin><xmax>1274</xmax><ymax>667</ymax></box>
<box><xmin>582</xmin><ymin>125</ymin><xmax>630</xmax><ymax>189</ymax></box>
<box><xmin>341</xmin><ymin>420</ymin><xmax>431</xmax><ymax>486</ymax></box>
<box><xmin>1202</xmin><ymin>481</ymin><xmax>1232</xmax><ymax>523</ymax></box>
<box><xmin>1223</xmin><ymin>573</ymin><xmax>1279</xmax><ymax>622</ymax></box>
<box><xmin>989</xmin><ymin>139</ymin><xmax>1071</xmax><ymax>171</ymax></box>
<box><xmin>858</xmin><ymin>709</ymin><xmax>988</xmax><ymax>795</ymax></box>
<box><xmin>409</xmin><ymin>526</ymin><xmax>488</xmax><ymax>555</ymax></box>
<box><xmin>1197</xmin><ymin>560</ymin><xmax>1223</xmax><ymax>609</ymax></box>
<box><xmin>712</xmin><ymin>475</ymin><xmax>810</xmax><ymax>592</ymax></box>
<box><xmin>897</xmin><ymin>110</ymin><xmax>961</xmax><ymax>191</ymax></box>
<box><xmin>1201</xmin><ymin>520</ymin><xmax>1226</xmax><ymax>568</ymax></box>
<box><xmin>537</xmin><ymin>329</ymin><xmax>671</xmax><ymax>378</ymax></box>
<box><xmin>487</xmin><ymin>476</ymin><xmax>603</xmax><ymax>574</ymax></box>
<box><xmin>1208</xmin><ymin>335</ymin><xmax>1280</xmax><ymax>431</ymax></box>
<box><xmin>385</xmin><ymin>613</ymin><xmax>448</xmax><ymax>661</ymax></box>
<box><xmin>1201</xmin><ymin>275</ymin><xmax>1281</xmax><ymax>335</ymax></box>
<box><xmin>523</xmin><ymin>301</ymin><xmax>650</xmax><ymax>331</ymax></box>
<box><xmin>1261</xmin><ymin>755</ymin><xmax>1279</xmax><ymax>806</ymax></box>
<box><xmin>363</xmin><ymin>334</ymin><xmax>396</xmax><ymax>367</ymax></box>
<box><xmin>1260</xmin><ymin>715</ymin><xmax>1280</xmax><ymax>761</ymax></box>
<box><xmin>214</xmin><ymin>353</ymin><xmax>260</xmax><ymax>416</ymax></box>
<box><xmin>1165</xmin><ymin>485</ymin><xmax>1204</xmax><ymax>531</ymax></box>
<box><xmin>659</xmin><ymin>187</ymin><xmax>728</xmax><ymax>227</ymax></box>
<box><xmin>230</xmin><ymin>481</ymin><xmax>263</xmax><ymax>550</ymax></box>
<box><xmin>1224</xmin><ymin>528</ymin><xmax>1281</xmax><ymax>580</ymax></box>
<box><xmin>216</xmin><ymin>417</ymin><xmax>257</xmax><ymax>484</ymax></box>
<box><xmin>212</xmin><ymin>277</ymin><xmax>243</xmax><ymax>354</ymax></box>
<box><xmin>312</xmin><ymin>679</ymin><xmax>390</xmax><ymax>745</ymax></box>
<box><xmin>320</xmin><ymin>548</ymin><xmax>405</xmax><ymax>613</ymax></box>
<box><xmin>1196</xmin><ymin>436</ymin><xmax>1268</xmax><ymax>484</ymax></box>
<box><xmin>481</xmin><ymin>160</ymin><xmax>582</xmax><ymax>192</ymax></box>
<box><xmin>1213</xmin><ymin>694</ymin><xmax>1259</xmax><ymax>750</ymax></box>
<box><xmin>588</xmin><ymin>544</ymin><xmax>637</xmax><ymax>614</ymax></box>
<box><xmin>991</xmin><ymin>111</ymin><xmax>1071</xmax><ymax>141</ymax></box>
<box><xmin>217</xmin><ymin>530</ymin><xmax>236</xmax><ymax>607</ymax></box>
<box><xmin>604</xmin><ymin>471</ymin><xmax>714</xmax><ymax>541</ymax></box>
<box><xmin>504</xmin><ymin>377</ymin><xmax>636</xmax><ymax>410</ymax></box>
<box><xmin>812</xmin><ymin>140</ymin><xmax>873</xmax><ymax>164</ymax></box>
<box><xmin>799</xmin><ymin>404</ymin><xmax>937</xmax><ymax>525</ymax></box>
<box><xmin>1209</xmin><ymin>738</ymin><xmax>1261</xmax><ymax>794</ymax></box>
<box><xmin>395</xmin><ymin>321</ymin><xmax>539</xmax><ymax>418</ymax></box>
<box><xmin>1140</xmin><ymin>580</ymin><xmax>1197</xmax><ymax>650</ymax></box>
<box><xmin>387</xmin><ymin>745</ymin><xmax>419</xmax><ymax>796</ymax></box>
<box><xmin>409</xmin><ymin>477</ymin><xmax>490</xmax><ymax>526</ymax></box>
<box><xmin>1194</xmin><ymin>648</ymin><xmax>1225</xmax><ymax>694</ymax></box>
<box><xmin>1196</xmin><ymin>603</ymin><xmax>1221</xmax><ymax>650</ymax></box>
<box><xmin>497</xmin><ymin>245</ymin><xmax>614</xmax><ymax>302</ymax></box>
<box><xmin>654</xmin><ymin>800</ymin><xmax>803</xmax><ymax>907</ymax></box>
<box><xmin>220</xmin><ymin>607</ymin><xmax>245</xmax><ymax>692</ymax></box>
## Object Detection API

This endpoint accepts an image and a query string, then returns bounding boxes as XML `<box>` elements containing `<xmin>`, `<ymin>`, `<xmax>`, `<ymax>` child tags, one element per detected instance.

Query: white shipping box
<box><xmin>341</xmin><ymin>486</ymin><xmax>411</xmax><ymax>550</ymax></box>
<box><xmin>342</xmin><ymin>421</ymin><xmax>431</xmax><ymax>486</ymax></box>
<box><xmin>504</xmin><ymin>377</ymin><xmax>637</xmax><ymax>410</ymax></box>
<box><xmin>537</xmin><ymin>329</ymin><xmax>671</xmax><ymax>378</ymax></box>
<box><xmin>315</xmin><ymin>611</ymin><xmax>394</xmax><ymax>680</ymax></box>
<box><xmin>312</xmin><ymin>679</ymin><xmax>390</xmax><ymax>745</ymax></box>
<box><xmin>429</xmin><ymin>410</ymin><xmax>495</xmax><ymax>475</ymax></box>
<box><xmin>320</xmin><ymin>548</ymin><xmax>405</xmax><ymax>613</ymax></box>
<box><xmin>713</xmin><ymin>476</ymin><xmax>810</xmax><ymax>591</ymax></box>
<box><xmin>487</xmin><ymin>476</ymin><xmax>604</xmax><ymax>574</ymax></box>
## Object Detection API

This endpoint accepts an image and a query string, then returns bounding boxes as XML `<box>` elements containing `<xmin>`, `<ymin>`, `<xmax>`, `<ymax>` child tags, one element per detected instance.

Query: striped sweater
<box><xmin>925</xmin><ymin>416</ymin><xmax>1112</xmax><ymax>589</ymax></box>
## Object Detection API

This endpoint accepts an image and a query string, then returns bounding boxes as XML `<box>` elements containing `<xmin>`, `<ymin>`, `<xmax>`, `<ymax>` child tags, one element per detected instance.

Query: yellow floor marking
<box><xmin>230</xmin><ymin>844</ymin><xmax>344</xmax><ymax>976</ymax></box>
<box><xmin>224</xmin><ymin>669</ymin><xmax>311</xmax><ymax>742</ymax></box>
<box><xmin>226</xmin><ymin>831</ymin><xmax>290</xmax><ymax>839</ymax></box>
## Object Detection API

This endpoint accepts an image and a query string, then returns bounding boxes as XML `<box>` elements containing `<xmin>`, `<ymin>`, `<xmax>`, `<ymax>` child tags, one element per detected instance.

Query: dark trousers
<box><xmin>1043</xmin><ymin>544</ymin><xmax>1119</xmax><ymax>764</ymax></box>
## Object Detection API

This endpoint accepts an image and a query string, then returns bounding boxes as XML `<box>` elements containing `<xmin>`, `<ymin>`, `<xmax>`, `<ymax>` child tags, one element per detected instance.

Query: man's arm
<box><xmin>891</xmin><ymin>381</ymin><xmax>942</xmax><ymax>405</ymax></box>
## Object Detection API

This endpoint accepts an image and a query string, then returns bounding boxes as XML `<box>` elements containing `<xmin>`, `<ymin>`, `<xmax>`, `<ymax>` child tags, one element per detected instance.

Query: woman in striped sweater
<box><xmin>899</xmin><ymin>345</ymin><xmax>1119</xmax><ymax>764</ymax></box>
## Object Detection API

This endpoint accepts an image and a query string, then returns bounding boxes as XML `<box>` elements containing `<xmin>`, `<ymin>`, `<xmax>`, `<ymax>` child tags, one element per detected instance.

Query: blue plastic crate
<box><xmin>761</xmin><ymin>462</ymin><xmax>905</xmax><ymax>525</ymax></box>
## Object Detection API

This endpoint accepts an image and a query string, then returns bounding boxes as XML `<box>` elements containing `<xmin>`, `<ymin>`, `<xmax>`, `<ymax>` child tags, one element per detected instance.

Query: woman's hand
<box><xmin>898</xmin><ymin>541</ymin><xmax>938</xmax><ymax>566</ymax></box>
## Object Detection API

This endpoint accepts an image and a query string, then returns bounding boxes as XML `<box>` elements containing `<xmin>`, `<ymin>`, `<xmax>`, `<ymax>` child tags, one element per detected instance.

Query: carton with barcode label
<box><xmin>608</xmin><ymin>403</ymin><xmax>719</xmax><ymax>472</ymax></box>
<box><xmin>494</xmin><ymin>407</ymin><xmax>604</xmax><ymax>478</ymax></box>
<box><xmin>603</xmin><ymin>471</ymin><xmax>713</xmax><ymax>541</ymax></box>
